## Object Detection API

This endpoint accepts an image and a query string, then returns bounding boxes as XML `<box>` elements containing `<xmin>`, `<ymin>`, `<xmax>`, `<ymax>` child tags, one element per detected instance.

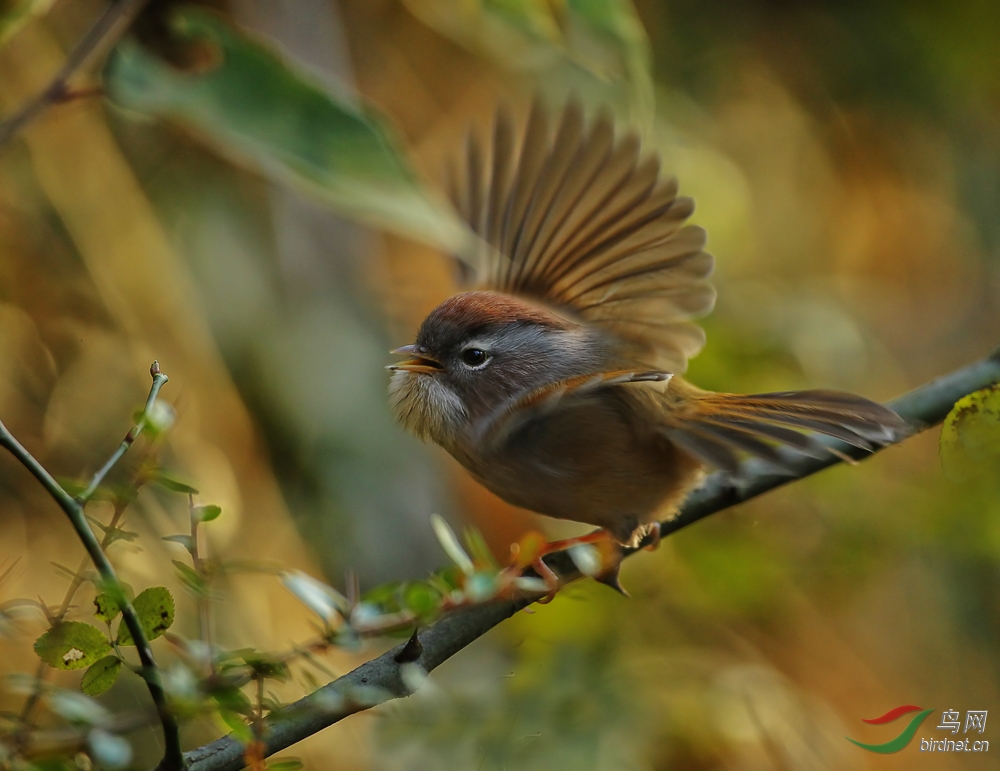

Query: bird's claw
<box><xmin>502</xmin><ymin>529</ymin><xmax>627</xmax><ymax>601</ymax></box>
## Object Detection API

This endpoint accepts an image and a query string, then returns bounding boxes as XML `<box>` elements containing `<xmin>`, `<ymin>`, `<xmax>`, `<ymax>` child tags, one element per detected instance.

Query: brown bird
<box><xmin>388</xmin><ymin>101</ymin><xmax>907</xmax><ymax>558</ymax></box>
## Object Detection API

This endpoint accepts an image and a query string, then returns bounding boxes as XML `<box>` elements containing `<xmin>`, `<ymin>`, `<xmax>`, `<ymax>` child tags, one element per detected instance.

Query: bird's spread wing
<box><xmin>448</xmin><ymin>101</ymin><xmax>715</xmax><ymax>373</ymax></box>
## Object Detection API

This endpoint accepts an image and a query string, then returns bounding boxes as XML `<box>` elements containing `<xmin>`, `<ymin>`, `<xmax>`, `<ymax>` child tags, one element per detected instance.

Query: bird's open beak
<box><xmin>387</xmin><ymin>344</ymin><xmax>443</xmax><ymax>374</ymax></box>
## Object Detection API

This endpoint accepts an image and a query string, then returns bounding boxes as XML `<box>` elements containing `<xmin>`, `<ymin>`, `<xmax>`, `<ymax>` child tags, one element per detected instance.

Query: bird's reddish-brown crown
<box><xmin>423</xmin><ymin>291</ymin><xmax>573</xmax><ymax>332</ymax></box>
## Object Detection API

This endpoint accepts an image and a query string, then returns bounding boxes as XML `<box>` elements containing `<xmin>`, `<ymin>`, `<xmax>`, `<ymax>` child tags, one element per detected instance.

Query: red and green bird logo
<box><xmin>847</xmin><ymin>705</ymin><xmax>934</xmax><ymax>753</ymax></box>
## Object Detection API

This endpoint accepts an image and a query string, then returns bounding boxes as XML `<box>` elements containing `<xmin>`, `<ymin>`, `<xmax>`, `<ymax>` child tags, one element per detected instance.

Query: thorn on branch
<box><xmin>393</xmin><ymin>629</ymin><xmax>423</xmax><ymax>664</ymax></box>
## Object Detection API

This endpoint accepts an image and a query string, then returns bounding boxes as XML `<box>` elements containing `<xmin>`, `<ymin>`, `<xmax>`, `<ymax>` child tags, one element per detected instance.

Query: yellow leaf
<box><xmin>940</xmin><ymin>384</ymin><xmax>1000</xmax><ymax>483</ymax></box>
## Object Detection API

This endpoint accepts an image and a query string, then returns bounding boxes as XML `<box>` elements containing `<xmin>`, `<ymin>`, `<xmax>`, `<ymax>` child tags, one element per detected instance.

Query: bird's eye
<box><xmin>461</xmin><ymin>348</ymin><xmax>490</xmax><ymax>367</ymax></box>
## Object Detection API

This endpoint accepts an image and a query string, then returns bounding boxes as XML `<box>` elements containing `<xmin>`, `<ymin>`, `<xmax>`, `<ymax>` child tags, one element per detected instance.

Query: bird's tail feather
<box><xmin>663</xmin><ymin>390</ymin><xmax>909</xmax><ymax>474</ymax></box>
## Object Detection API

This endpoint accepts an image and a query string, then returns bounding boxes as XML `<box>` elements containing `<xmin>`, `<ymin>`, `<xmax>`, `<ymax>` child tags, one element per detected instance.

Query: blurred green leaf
<box><xmin>142</xmin><ymin>400</ymin><xmax>176</xmax><ymax>436</ymax></box>
<box><xmin>173</xmin><ymin>560</ymin><xmax>208</xmax><ymax>596</ymax></box>
<box><xmin>428</xmin><ymin>565</ymin><xmax>465</xmax><ymax>595</ymax></box>
<box><xmin>402</xmin><ymin>0</ymin><xmax>652</xmax><ymax>117</ymax></box>
<box><xmin>34</xmin><ymin>623</ymin><xmax>111</xmax><ymax>671</ymax></box>
<box><xmin>281</xmin><ymin>570</ymin><xmax>349</xmax><ymax>624</ymax></box>
<box><xmin>402</xmin><ymin>0</ymin><xmax>561</xmax><ymax>71</ymax></box>
<box><xmin>103</xmin><ymin>9</ymin><xmax>472</xmax><ymax>254</ymax></box>
<box><xmin>117</xmin><ymin>586</ymin><xmax>174</xmax><ymax>645</ymax></box>
<box><xmin>213</xmin><ymin>685</ymin><xmax>254</xmax><ymax>717</ymax></box>
<box><xmin>361</xmin><ymin>581</ymin><xmax>404</xmax><ymax>614</ymax></box>
<box><xmin>87</xmin><ymin>728</ymin><xmax>133</xmax><ymax>770</ymax></box>
<box><xmin>267</xmin><ymin>759</ymin><xmax>304</xmax><ymax>771</ymax></box>
<box><xmin>566</xmin><ymin>0</ymin><xmax>652</xmax><ymax>105</ymax></box>
<box><xmin>482</xmin><ymin>0</ymin><xmax>562</xmax><ymax>42</ymax></box>
<box><xmin>431</xmin><ymin>513</ymin><xmax>474</xmax><ymax>575</ymax></box>
<box><xmin>80</xmin><ymin>655</ymin><xmax>122</xmax><ymax>697</ymax></box>
<box><xmin>96</xmin><ymin>524</ymin><xmax>139</xmax><ymax>545</ymax></box>
<box><xmin>45</xmin><ymin>689</ymin><xmax>111</xmax><ymax>726</ymax></box>
<box><xmin>463</xmin><ymin>526</ymin><xmax>499</xmax><ymax>569</ymax></box>
<box><xmin>162</xmin><ymin>534</ymin><xmax>194</xmax><ymax>551</ymax></box>
<box><xmin>152</xmin><ymin>471</ymin><xmax>200</xmax><ymax>494</ymax></box>
<box><xmin>93</xmin><ymin>593</ymin><xmax>121</xmax><ymax>624</ymax></box>
<box><xmin>194</xmin><ymin>504</ymin><xmax>222</xmax><ymax>522</ymax></box>
<box><xmin>940</xmin><ymin>385</ymin><xmax>1000</xmax><ymax>483</ymax></box>
<box><xmin>218</xmin><ymin>709</ymin><xmax>253</xmax><ymax>743</ymax></box>
<box><xmin>402</xmin><ymin>581</ymin><xmax>442</xmax><ymax>619</ymax></box>
<box><xmin>242</xmin><ymin>652</ymin><xmax>290</xmax><ymax>681</ymax></box>
<box><xmin>0</xmin><ymin>0</ymin><xmax>54</xmax><ymax>48</ymax></box>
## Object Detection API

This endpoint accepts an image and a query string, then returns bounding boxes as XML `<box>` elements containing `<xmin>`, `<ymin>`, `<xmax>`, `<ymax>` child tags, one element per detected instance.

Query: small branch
<box><xmin>0</xmin><ymin>0</ymin><xmax>150</xmax><ymax>147</ymax></box>
<box><xmin>0</xmin><ymin>364</ymin><xmax>185</xmax><ymax>771</ymax></box>
<box><xmin>77</xmin><ymin>363</ymin><xmax>169</xmax><ymax>504</ymax></box>
<box><xmin>181</xmin><ymin>346</ymin><xmax>1000</xmax><ymax>771</ymax></box>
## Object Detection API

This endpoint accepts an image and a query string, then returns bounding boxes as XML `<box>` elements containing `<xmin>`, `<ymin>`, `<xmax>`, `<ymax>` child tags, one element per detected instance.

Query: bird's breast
<box><xmin>451</xmin><ymin>390</ymin><xmax>703</xmax><ymax>538</ymax></box>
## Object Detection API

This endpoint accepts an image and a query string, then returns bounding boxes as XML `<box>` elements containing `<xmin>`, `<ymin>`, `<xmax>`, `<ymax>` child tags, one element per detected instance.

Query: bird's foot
<box><xmin>642</xmin><ymin>521</ymin><xmax>662</xmax><ymax>551</ymax></box>
<box><xmin>502</xmin><ymin>529</ymin><xmax>624</xmax><ymax>601</ymax></box>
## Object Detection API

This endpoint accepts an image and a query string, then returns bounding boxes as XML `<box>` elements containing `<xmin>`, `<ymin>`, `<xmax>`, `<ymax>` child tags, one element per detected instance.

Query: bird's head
<box><xmin>388</xmin><ymin>291</ymin><xmax>607</xmax><ymax>446</ymax></box>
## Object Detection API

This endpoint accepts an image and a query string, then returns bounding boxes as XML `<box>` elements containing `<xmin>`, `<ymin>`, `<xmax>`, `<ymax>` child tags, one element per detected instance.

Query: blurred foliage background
<box><xmin>0</xmin><ymin>0</ymin><xmax>998</xmax><ymax>769</ymax></box>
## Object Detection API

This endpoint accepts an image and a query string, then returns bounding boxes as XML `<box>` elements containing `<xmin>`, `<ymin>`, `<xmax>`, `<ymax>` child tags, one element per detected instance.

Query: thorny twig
<box><xmin>0</xmin><ymin>362</ymin><xmax>186</xmax><ymax>771</ymax></box>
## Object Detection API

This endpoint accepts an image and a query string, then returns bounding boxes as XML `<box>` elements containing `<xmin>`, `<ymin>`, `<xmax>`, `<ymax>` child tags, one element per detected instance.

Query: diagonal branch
<box><xmin>183</xmin><ymin>346</ymin><xmax>1000</xmax><ymax>771</ymax></box>
<box><xmin>0</xmin><ymin>363</ymin><xmax>185</xmax><ymax>771</ymax></box>
<box><xmin>0</xmin><ymin>0</ymin><xmax>150</xmax><ymax>146</ymax></box>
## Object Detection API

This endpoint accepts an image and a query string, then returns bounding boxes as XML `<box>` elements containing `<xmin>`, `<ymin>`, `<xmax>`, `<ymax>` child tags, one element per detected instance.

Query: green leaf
<box><xmin>103</xmin><ymin>9</ymin><xmax>472</xmax><ymax>255</ymax></box>
<box><xmin>402</xmin><ymin>582</ymin><xmax>443</xmax><ymax>619</ymax></box>
<box><xmin>940</xmin><ymin>384</ymin><xmax>1000</xmax><ymax>482</ymax></box>
<box><xmin>268</xmin><ymin>759</ymin><xmax>304</xmax><ymax>771</ymax></box>
<box><xmin>281</xmin><ymin>570</ymin><xmax>349</xmax><ymax>623</ymax></box>
<box><xmin>173</xmin><ymin>560</ymin><xmax>208</xmax><ymax>596</ymax></box>
<box><xmin>143</xmin><ymin>400</ymin><xmax>176</xmax><ymax>436</ymax></box>
<box><xmin>93</xmin><ymin>593</ymin><xmax>121</xmax><ymax>624</ymax></box>
<box><xmin>430</xmin><ymin>514</ymin><xmax>474</xmax><ymax>575</ymax></box>
<box><xmin>34</xmin><ymin>623</ymin><xmax>112</xmax><ymax>671</ymax></box>
<box><xmin>428</xmin><ymin>564</ymin><xmax>465</xmax><ymax>594</ymax></box>
<box><xmin>463</xmin><ymin>526</ymin><xmax>499</xmax><ymax>568</ymax></box>
<box><xmin>152</xmin><ymin>471</ymin><xmax>200</xmax><ymax>494</ymax></box>
<box><xmin>162</xmin><ymin>534</ymin><xmax>194</xmax><ymax>551</ymax></box>
<box><xmin>213</xmin><ymin>686</ymin><xmax>254</xmax><ymax>716</ymax></box>
<box><xmin>117</xmin><ymin>587</ymin><xmax>174</xmax><ymax>645</ymax></box>
<box><xmin>218</xmin><ymin>709</ymin><xmax>253</xmax><ymax>743</ymax></box>
<box><xmin>361</xmin><ymin>581</ymin><xmax>405</xmax><ymax>614</ymax></box>
<box><xmin>193</xmin><ymin>504</ymin><xmax>222</xmax><ymax>522</ymax></box>
<box><xmin>242</xmin><ymin>653</ymin><xmax>290</xmax><ymax>681</ymax></box>
<box><xmin>80</xmin><ymin>656</ymin><xmax>123</xmax><ymax>696</ymax></box>
<box><xmin>571</xmin><ymin>0</ymin><xmax>653</xmax><ymax>119</ymax></box>
<box><xmin>103</xmin><ymin>526</ymin><xmax>140</xmax><ymax>545</ymax></box>
<box><xmin>59</xmin><ymin>478</ymin><xmax>88</xmax><ymax>497</ymax></box>
<box><xmin>401</xmin><ymin>0</ymin><xmax>653</xmax><ymax>120</ymax></box>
